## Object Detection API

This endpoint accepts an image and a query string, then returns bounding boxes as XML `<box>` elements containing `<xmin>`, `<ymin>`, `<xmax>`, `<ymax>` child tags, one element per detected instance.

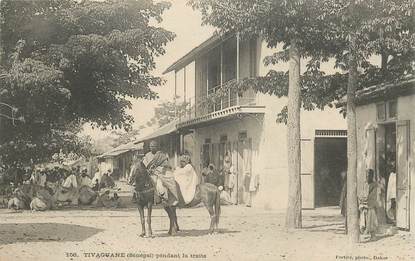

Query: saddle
<box><xmin>164</xmin><ymin>182</ymin><xmax>201</xmax><ymax>208</ymax></box>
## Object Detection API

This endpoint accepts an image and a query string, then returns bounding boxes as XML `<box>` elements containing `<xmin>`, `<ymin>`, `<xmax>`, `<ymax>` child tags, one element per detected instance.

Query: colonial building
<box><xmin>143</xmin><ymin>34</ymin><xmax>348</xmax><ymax>210</ymax></box>
<box><xmin>355</xmin><ymin>76</ymin><xmax>415</xmax><ymax>231</ymax></box>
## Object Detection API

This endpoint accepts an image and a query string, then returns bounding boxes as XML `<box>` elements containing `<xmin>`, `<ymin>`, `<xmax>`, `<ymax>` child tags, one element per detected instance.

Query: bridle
<box><xmin>134</xmin><ymin>162</ymin><xmax>155</xmax><ymax>195</ymax></box>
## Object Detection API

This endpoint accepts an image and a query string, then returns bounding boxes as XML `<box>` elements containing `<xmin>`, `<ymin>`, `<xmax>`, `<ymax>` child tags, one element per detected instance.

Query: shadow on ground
<box><xmin>0</xmin><ymin>223</ymin><xmax>103</xmax><ymax>245</ymax></box>
<box><xmin>156</xmin><ymin>228</ymin><xmax>240</xmax><ymax>238</ymax></box>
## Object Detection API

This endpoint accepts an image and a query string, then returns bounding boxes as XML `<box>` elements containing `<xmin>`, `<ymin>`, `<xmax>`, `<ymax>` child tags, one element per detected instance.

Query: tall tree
<box><xmin>0</xmin><ymin>0</ymin><xmax>175</xmax><ymax>168</ymax></box>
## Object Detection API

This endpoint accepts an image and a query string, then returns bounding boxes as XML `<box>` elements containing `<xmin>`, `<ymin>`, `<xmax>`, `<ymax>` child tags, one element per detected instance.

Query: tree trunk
<box><xmin>346</xmin><ymin>33</ymin><xmax>360</xmax><ymax>243</ymax></box>
<box><xmin>286</xmin><ymin>38</ymin><xmax>302</xmax><ymax>229</ymax></box>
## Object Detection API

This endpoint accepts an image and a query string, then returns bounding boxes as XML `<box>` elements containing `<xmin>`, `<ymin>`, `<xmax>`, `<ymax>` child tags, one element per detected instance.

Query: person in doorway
<box><xmin>223</xmin><ymin>153</ymin><xmax>236</xmax><ymax>200</ymax></box>
<box><xmin>339</xmin><ymin>170</ymin><xmax>347</xmax><ymax>231</ymax></box>
<box><xmin>386</xmin><ymin>170</ymin><xmax>396</xmax><ymax>223</ymax></box>
<box><xmin>204</xmin><ymin>164</ymin><xmax>219</xmax><ymax>186</ymax></box>
<box><xmin>223</xmin><ymin>153</ymin><xmax>232</xmax><ymax>190</ymax></box>
<box><xmin>201</xmin><ymin>161</ymin><xmax>211</xmax><ymax>184</ymax></box>
<box><xmin>365</xmin><ymin>169</ymin><xmax>379</xmax><ymax>240</ymax></box>
<box><xmin>247</xmin><ymin>172</ymin><xmax>259</xmax><ymax>207</ymax></box>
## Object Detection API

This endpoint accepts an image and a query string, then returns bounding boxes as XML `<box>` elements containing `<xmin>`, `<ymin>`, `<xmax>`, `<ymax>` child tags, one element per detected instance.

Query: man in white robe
<box><xmin>174</xmin><ymin>155</ymin><xmax>198</xmax><ymax>204</ymax></box>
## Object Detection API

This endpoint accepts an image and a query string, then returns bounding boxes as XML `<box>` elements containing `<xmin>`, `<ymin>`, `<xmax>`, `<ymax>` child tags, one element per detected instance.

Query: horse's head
<box><xmin>131</xmin><ymin>161</ymin><xmax>152</xmax><ymax>190</ymax></box>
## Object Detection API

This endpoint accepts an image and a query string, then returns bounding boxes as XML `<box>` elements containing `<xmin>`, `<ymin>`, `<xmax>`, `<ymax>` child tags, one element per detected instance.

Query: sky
<box><xmin>83</xmin><ymin>0</ymin><xmax>215</xmax><ymax>140</ymax></box>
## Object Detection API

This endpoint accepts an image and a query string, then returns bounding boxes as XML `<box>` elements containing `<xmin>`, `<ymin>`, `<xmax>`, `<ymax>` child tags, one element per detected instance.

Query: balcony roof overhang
<box><xmin>133</xmin><ymin>120</ymin><xmax>179</xmax><ymax>144</ymax></box>
<box><xmin>163</xmin><ymin>33</ymin><xmax>233</xmax><ymax>75</ymax></box>
<box><xmin>177</xmin><ymin>105</ymin><xmax>265</xmax><ymax>130</ymax></box>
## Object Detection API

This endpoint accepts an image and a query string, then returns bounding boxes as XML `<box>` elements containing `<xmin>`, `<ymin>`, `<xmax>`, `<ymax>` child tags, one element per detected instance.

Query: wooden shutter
<box><xmin>365</xmin><ymin>127</ymin><xmax>377</xmax><ymax>175</ymax></box>
<box><xmin>396</xmin><ymin>120</ymin><xmax>410</xmax><ymax>230</ymax></box>
<box><xmin>301</xmin><ymin>139</ymin><xmax>315</xmax><ymax>209</ymax></box>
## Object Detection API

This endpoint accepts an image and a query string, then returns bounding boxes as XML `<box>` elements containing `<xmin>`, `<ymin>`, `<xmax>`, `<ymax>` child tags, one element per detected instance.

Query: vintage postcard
<box><xmin>0</xmin><ymin>0</ymin><xmax>414</xmax><ymax>260</ymax></box>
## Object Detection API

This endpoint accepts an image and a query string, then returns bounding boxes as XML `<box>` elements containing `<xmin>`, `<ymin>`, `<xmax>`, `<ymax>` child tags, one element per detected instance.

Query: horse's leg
<box><xmin>172</xmin><ymin>207</ymin><xmax>180</xmax><ymax>232</ymax></box>
<box><xmin>203</xmin><ymin>200</ymin><xmax>216</xmax><ymax>234</ymax></box>
<box><xmin>214</xmin><ymin>190</ymin><xmax>221</xmax><ymax>231</ymax></box>
<box><xmin>146</xmin><ymin>202</ymin><xmax>153</xmax><ymax>238</ymax></box>
<box><xmin>164</xmin><ymin>206</ymin><xmax>173</xmax><ymax>235</ymax></box>
<box><xmin>137</xmin><ymin>204</ymin><xmax>146</xmax><ymax>237</ymax></box>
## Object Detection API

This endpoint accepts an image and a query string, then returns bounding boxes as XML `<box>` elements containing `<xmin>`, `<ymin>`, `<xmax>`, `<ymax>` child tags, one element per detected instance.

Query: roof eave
<box><xmin>162</xmin><ymin>33</ymin><xmax>233</xmax><ymax>75</ymax></box>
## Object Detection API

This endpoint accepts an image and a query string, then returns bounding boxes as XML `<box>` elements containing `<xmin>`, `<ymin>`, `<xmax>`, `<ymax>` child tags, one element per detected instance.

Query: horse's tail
<box><xmin>214</xmin><ymin>188</ymin><xmax>221</xmax><ymax>227</ymax></box>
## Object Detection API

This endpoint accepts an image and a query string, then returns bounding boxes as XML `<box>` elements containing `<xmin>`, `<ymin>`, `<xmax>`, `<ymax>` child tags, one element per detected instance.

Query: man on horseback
<box><xmin>143</xmin><ymin>140</ymin><xmax>179</xmax><ymax>206</ymax></box>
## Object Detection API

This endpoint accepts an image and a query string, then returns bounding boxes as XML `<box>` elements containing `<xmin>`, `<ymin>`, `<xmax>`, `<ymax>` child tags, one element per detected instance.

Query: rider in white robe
<box><xmin>174</xmin><ymin>155</ymin><xmax>198</xmax><ymax>204</ymax></box>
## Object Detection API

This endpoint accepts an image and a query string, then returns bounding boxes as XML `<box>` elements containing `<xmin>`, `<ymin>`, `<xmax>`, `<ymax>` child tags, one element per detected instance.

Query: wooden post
<box><xmin>174</xmin><ymin>70</ymin><xmax>177</xmax><ymax>117</ymax></box>
<box><xmin>184</xmin><ymin>66</ymin><xmax>187</xmax><ymax>103</ymax></box>
<box><xmin>236</xmin><ymin>32</ymin><xmax>240</xmax><ymax>105</ymax></box>
<box><xmin>220</xmin><ymin>43</ymin><xmax>223</xmax><ymax>110</ymax></box>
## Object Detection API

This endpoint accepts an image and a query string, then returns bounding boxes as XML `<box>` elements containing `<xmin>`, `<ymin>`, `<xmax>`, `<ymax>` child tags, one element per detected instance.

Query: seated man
<box><xmin>80</xmin><ymin>168</ymin><xmax>92</xmax><ymax>187</ymax></box>
<box><xmin>62</xmin><ymin>169</ymin><xmax>78</xmax><ymax>190</ymax></box>
<box><xmin>100</xmin><ymin>171</ymin><xmax>115</xmax><ymax>189</ymax></box>
<box><xmin>173</xmin><ymin>155</ymin><xmax>198</xmax><ymax>205</ymax></box>
<box><xmin>92</xmin><ymin>178</ymin><xmax>100</xmax><ymax>191</ymax></box>
<box><xmin>145</xmin><ymin>144</ymin><xmax>179</xmax><ymax>206</ymax></box>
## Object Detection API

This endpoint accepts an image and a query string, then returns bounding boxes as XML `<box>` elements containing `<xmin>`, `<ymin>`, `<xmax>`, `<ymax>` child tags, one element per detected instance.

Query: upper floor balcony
<box><xmin>164</xmin><ymin>33</ymin><xmax>265</xmax><ymax>129</ymax></box>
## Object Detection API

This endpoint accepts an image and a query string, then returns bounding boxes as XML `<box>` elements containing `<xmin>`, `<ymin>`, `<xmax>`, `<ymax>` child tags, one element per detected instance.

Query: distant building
<box><xmin>97</xmin><ymin>142</ymin><xmax>143</xmax><ymax>181</ymax></box>
<box><xmin>141</xmin><ymin>34</ymin><xmax>348</xmax><ymax>210</ymax></box>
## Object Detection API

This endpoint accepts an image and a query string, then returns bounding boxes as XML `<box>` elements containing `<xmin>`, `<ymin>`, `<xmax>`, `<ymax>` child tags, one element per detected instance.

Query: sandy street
<box><xmin>0</xmin><ymin>203</ymin><xmax>413</xmax><ymax>261</ymax></box>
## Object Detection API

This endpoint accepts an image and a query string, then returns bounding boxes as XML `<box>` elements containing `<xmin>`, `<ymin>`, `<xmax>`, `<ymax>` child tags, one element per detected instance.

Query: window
<box><xmin>205</xmin><ymin>138</ymin><xmax>211</xmax><ymax>144</ymax></box>
<box><xmin>377</xmin><ymin>103</ymin><xmax>386</xmax><ymax>121</ymax></box>
<box><xmin>238</xmin><ymin>131</ymin><xmax>248</xmax><ymax>141</ymax></box>
<box><xmin>388</xmin><ymin>100</ymin><xmax>397</xmax><ymax>119</ymax></box>
<box><xmin>249</xmin><ymin>38</ymin><xmax>257</xmax><ymax>77</ymax></box>
<box><xmin>220</xmin><ymin>135</ymin><xmax>228</xmax><ymax>143</ymax></box>
<box><xmin>376</xmin><ymin>100</ymin><xmax>398</xmax><ymax>121</ymax></box>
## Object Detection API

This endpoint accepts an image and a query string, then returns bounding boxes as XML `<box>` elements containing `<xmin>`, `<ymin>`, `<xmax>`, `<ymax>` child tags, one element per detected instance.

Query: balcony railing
<box><xmin>176</xmin><ymin>83</ymin><xmax>256</xmax><ymax>124</ymax></box>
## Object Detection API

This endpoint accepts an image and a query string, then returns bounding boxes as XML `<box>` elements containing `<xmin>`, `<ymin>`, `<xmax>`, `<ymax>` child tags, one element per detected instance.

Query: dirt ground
<box><xmin>0</xmin><ymin>182</ymin><xmax>413</xmax><ymax>261</ymax></box>
<box><xmin>0</xmin><ymin>204</ymin><xmax>413</xmax><ymax>261</ymax></box>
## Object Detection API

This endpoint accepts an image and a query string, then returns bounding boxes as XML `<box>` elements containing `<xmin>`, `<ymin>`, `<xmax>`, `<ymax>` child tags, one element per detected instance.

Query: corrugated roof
<box><xmin>133</xmin><ymin>120</ymin><xmax>178</xmax><ymax>144</ymax></box>
<box><xmin>355</xmin><ymin>76</ymin><xmax>415</xmax><ymax>105</ymax></box>
<box><xmin>163</xmin><ymin>33</ymin><xmax>232</xmax><ymax>74</ymax></box>
<box><xmin>98</xmin><ymin>142</ymin><xmax>143</xmax><ymax>159</ymax></box>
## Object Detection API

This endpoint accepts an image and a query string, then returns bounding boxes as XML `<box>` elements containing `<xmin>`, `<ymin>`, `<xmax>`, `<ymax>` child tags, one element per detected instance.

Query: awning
<box><xmin>98</xmin><ymin>142</ymin><xmax>143</xmax><ymax>159</ymax></box>
<box><xmin>133</xmin><ymin>120</ymin><xmax>179</xmax><ymax>144</ymax></box>
<box><xmin>163</xmin><ymin>33</ymin><xmax>232</xmax><ymax>74</ymax></box>
<box><xmin>177</xmin><ymin>105</ymin><xmax>265</xmax><ymax>130</ymax></box>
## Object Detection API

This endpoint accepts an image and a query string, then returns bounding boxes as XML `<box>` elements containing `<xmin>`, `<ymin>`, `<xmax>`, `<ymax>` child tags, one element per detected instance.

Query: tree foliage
<box><xmin>143</xmin><ymin>98</ymin><xmax>189</xmax><ymax>128</ymax></box>
<box><xmin>189</xmin><ymin>0</ymin><xmax>414</xmax><ymax>120</ymax></box>
<box><xmin>0</xmin><ymin>0</ymin><xmax>174</xmax><ymax>167</ymax></box>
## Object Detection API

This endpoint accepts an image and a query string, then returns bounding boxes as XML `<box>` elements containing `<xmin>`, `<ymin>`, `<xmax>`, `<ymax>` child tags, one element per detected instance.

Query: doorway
<box><xmin>314</xmin><ymin>138</ymin><xmax>347</xmax><ymax>207</ymax></box>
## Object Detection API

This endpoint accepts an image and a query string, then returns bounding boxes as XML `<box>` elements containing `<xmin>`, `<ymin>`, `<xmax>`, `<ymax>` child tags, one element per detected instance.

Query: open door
<box><xmin>396</xmin><ymin>120</ymin><xmax>410</xmax><ymax>230</ymax></box>
<box><xmin>301</xmin><ymin>138</ymin><xmax>314</xmax><ymax>209</ymax></box>
<box><xmin>237</xmin><ymin>138</ymin><xmax>252</xmax><ymax>204</ymax></box>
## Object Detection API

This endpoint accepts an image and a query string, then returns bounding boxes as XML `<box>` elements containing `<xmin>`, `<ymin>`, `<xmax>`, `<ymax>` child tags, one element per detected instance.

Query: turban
<box><xmin>180</xmin><ymin>154</ymin><xmax>191</xmax><ymax>165</ymax></box>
